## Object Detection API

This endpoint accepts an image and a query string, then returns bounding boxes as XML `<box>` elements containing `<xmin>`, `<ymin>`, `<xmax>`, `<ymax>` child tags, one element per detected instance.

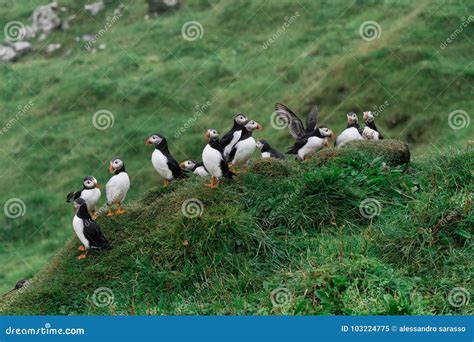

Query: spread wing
<box><xmin>275</xmin><ymin>103</ymin><xmax>305</xmax><ymax>139</ymax></box>
<box><xmin>306</xmin><ymin>106</ymin><xmax>319</xmax><ymax>133</ymax></box>
<box><xmin>83</xmin><ymin>219</ymin><xmax>110</xmax><ymax>249</ymax></box>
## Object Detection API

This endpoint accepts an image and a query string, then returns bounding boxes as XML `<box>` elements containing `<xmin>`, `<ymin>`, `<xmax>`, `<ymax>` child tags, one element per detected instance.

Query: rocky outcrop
<box><xmin>0</xmin><ymin>2</ymin><xmax>64</xmax><ymax>62</ymax></box>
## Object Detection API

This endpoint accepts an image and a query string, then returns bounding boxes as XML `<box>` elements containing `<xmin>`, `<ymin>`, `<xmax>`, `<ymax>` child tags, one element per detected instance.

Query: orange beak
<box><xmin>109</xmin><ymin>164</ymin><xmax>114</xmax><ymax>173</ymax></box>
<box><xmin>179</xmin><ymin>162</ymin><xmax>186</xmax><ymax>170</ymax></box>
<box><xmin>205</xmin><ymin>131</ymin><xmax>210</xmax><ymax>140</ymax></box>
<box><xmin>256</xmin><ymin>123</ymin><xmax>263</xmax><ymax>131</ymax></box>
<box><xmin>95</xmin><ymin>183</ymin><xmax>100</xmax><ymax>189</ymax></box>
<box><xmin>145</xmin><ymin>138</ymin><xmax>151</xmax><ymax>145</ymax></box>
<box><xmin>331</xmin><ymin>132</ymin><xmax>337</xmax><ymax>140</ymax></box>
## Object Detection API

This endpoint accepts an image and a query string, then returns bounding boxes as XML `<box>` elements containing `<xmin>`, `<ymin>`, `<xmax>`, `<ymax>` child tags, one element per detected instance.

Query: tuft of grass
<box><xmin>1</xmin><ymin>143</ymin><xmax>472</xmax><ymax>315</ymax></box>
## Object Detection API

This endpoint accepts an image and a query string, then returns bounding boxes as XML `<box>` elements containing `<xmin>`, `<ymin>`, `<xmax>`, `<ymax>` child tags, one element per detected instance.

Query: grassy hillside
<box><xmin>1</xmin><ymin>142</ymin><xmax>472</xmax><ymax>315</ymax></box>
<box><xmin>0</xmin><ymin>0</ymin><xmax>473</xmax><ymax>309</ymax></box>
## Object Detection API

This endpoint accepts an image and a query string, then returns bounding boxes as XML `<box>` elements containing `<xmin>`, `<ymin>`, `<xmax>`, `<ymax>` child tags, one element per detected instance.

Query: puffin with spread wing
<box><xmin>275</xmin><ymin>103</ymin><xmax>335</xmax><ymax>161</ymax></box>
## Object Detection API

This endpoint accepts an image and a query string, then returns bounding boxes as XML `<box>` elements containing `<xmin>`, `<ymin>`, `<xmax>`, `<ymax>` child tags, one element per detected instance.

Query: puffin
<box><xmin>228</xmin><ymin>120</ymin><xmax>262</xmax><ymax>167</ymax></box>
<box><xmin>363</xmin><ymin>111</ymin><xmax>384</xmax><ymax>140</ymax></box>
<box><xmin>274</xmin><ymin>103</ymin><xmax>335</xmax><ymax>161</ymax></box>
<box><xmin>66</xmin><ymin>176</ymin><xmax>101</xmax><ymax>217</ymax></box>
<box><xmin>73</xmin><ymin>198</ymin><xmax>111</xmax><ymax>260</ymax></box>
<box><xmin>202</xmin><ymin>129</ymin><xmax>235</xmax><ymax>188</ymax></box>
<box><xmin>335</xmin><ymin>112</ymin><xmax>363</xmax><ymax>147</ymax></box>
<box><xmin>219</xmin><ymin>113</ymin><xmax>248</xmax><ymax>162</ymax></box>
<box><xmin>146</xmin><ymin>133</ymin><xmax>187</xmax><ymax>186</ymax></box>
<box><xmin>105</xmin><ymin>158</ymin><xmax>130</xmax><ymax>216</ymax></box>
<box><xmin>256</xmin><ymin>139</ymin><xmax>285</xmax><ymax>159</ymax></box>
<box><xmin>179</xmin><ymin>160</ymin><xmax>209</xmax><ymax>177</ymax></box>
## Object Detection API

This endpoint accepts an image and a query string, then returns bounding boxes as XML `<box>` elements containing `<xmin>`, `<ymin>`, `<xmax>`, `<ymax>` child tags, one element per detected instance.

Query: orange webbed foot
<box><xmin>78</xmin><ymin>246</ymin><xmax>86</xmax><ymax>251</ymax></box>
<box><xmin>76</xmin><ymin>253</ymin><xmax>87</xmax><ymax>260</ymax></box>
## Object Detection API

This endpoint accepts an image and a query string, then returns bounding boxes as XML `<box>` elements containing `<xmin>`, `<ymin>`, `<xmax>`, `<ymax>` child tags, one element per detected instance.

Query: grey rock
<box><xmin>84</xmin><ymin>1</ymin><xmax>105</xmax><ymax>16</ymax></box>
<box><xmin>31</xmin><ymin>2</ymin><xmax>62</xmax><ymax>35</ymax></box>
<box><xmin>0</xmin><ymin>45</ymin><xmax>17</xmax><ymax>61</ymax></box>
<box><xmin>46</xmin><ymin>43</ymin><xmax>61</xmax><ymax>53</ymax></box>
<box><xmin>10</xmin><ymin>41</ymin><xmax>32</xmax><ymax>54</ymax></box>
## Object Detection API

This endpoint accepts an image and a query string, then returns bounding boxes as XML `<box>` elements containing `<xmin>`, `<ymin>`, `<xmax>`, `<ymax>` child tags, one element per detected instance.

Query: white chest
<box><xmin>261</xmin><ymin>151</ymin><xmax>271</xmax><ymax>158</ymax></box>
<box><xmin>298</xmin><ymin>136</ymin><xmax>324</xmax><ymax>159</ymax></box>
<box><xmin>232</xmin><ymin>137</ymin><xmax>256</xmax><ymax>165</ymax></box>
<box><xmin>152</xmin><ymin>149</ymin><xmax>173</xmax><ymax>179</ymax></box>
<box><xmin>202</xmin><ymin>144</ymin><xmax>224</xmax><ymax>178</ymax></box>
<box><xmin>194</xmin><ymin>166</ymin><xmax>209</xmax><ymax>177</ymax></box>
<box><xmin>105</xmin><ymin>172</ymin><xmax>130</xmax><ymax>203</ymax></box>
<box><xmin>72</xmin><ymin>215</ymin><xmax>83</xmax><ymax>233</ymax></box>
<box><xmin>362</xmin><ymin>127</ymin><xmax>379</xmax><ymax>140</ymax></box>
<box><xmin>336</xmin><ymin>127</ymin><xmax>362</xmax><ymax>147</ymax></box>
<box><xmin>81</xmin><ymin>188</ymin><xmax>101</xmax><ymax>210</ymax></box>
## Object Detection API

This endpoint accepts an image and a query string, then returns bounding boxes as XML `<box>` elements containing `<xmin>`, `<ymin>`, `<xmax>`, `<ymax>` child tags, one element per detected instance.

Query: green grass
<box><xmin>0</xmin><ymin>0</ymin><xmax>473</xmax><ymax>313</ymax></box>
<box><xmin>1</xmin><ymin>141</ymin><xmax>472</xmax><ymax>315</ymax></box>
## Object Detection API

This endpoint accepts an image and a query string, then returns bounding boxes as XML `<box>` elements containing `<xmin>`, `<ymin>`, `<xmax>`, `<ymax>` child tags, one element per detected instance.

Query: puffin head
<box><xmin>346</xmin><ymin>112</ymin><xmax>358</xmax><ymax>125</ymax></box>
<box><xmin>109</xmin><ymin>158</ymin><xmax>124</xmax><ymax>173</ymax></box>
<box><xmin>318</xmin><ymin>126</ymin><xmax>336</xmax><ymax>139</ymax></box>
<box><xmin>205</xmin><ymin>129</ymin><xmax>219</xmax><ymax>141</ymax></box>
<box><xmin>83</xmin><ymin>176</ymin><xmax>99</xmax><ymax>189</ymax></box>
<box><xmin>74</xmin><ymin>198</ymin><xmax>86</xmax><ymax>212</ymax></box>
<box><xmin>363</xmin><ymin>111</ymin><xmax>374</xmax><ymax>123</ymax></box>
<box><xmin>244</xmin><ymin>120</ymin><xmax>263</xmax><ymax>131</ymax></box>
<box><xmin>256</xmin><ymin>140</ymin><xmax>267</xmax><ymax>150</ymax></box>
<box><xmin>146</xmin><ymin>133</ymin><xmax>164</xmax><ymax>146</ymax></box>
<box><xmin>234</xmin><ymin>113</ymin><xmax>248</xmax><ymax>126</ymax></box>
<box><xmin>180</xmin><ymin>160</ymin><xmax>196</xmax><ymax>171</ymax></box>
